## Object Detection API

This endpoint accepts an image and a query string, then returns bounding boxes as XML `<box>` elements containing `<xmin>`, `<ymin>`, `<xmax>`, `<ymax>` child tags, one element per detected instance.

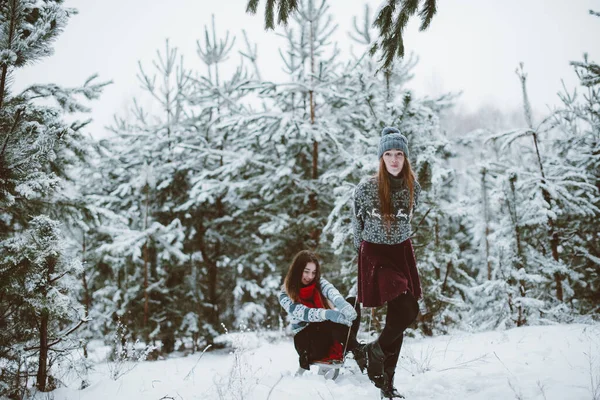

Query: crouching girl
<box><xmin>278</xmin><ymin>250</ymin><xmax>362</xmax><ymax>370</ymax></box>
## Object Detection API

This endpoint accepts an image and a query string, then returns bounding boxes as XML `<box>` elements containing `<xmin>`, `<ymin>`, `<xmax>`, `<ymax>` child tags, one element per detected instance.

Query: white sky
<box><xmin>14</xmin><ymin>0</ymin><xmax>600</xmax><ymax>138</ymax></box>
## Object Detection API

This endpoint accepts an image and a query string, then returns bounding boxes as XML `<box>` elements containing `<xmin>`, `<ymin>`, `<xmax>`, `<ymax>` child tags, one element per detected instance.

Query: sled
<box><xmin>295</xmin><ymin>342</ymin><xmax>353</xmax><ymax>380</ymax></box>
<box><xmin>296</xmin><ymin>359</ymin><xmax>344</xmax><ymax>380</ymax></box>
<box><xmin>312</xmin><ymin>359</ymin><xmax>344</xmax><ymax>380</ymax></box>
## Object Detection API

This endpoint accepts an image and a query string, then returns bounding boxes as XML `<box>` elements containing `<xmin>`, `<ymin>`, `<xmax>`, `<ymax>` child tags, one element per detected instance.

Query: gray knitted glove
<box><xmin>333</xmin><ymin>297</ymin><xmax>357</xmax><ymax>321</ymax></box>
<box><xmin>339</xmin><ymin>303</ymin><xmax>357</xmax><ymax>321</ymax></box>
<box><xmin>323</xmin><ymin>310</ymin><xmax>352</xmax><ymax>326</ymax></box>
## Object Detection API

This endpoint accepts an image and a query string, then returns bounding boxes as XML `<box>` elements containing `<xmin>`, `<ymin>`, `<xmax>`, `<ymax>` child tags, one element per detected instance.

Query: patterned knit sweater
<box><xmin>352</xmin><ymin>175</ymin><xmax>421</xmax><ymax>252</ymax></box>
<box><xmin>278</xmin><ymin>277</ymin><xmax>346</xmax><ymax>335</ymax></box>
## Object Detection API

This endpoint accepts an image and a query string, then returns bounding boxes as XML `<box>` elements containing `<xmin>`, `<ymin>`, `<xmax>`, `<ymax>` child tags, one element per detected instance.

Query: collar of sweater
<box><xmin>388</xmin><ymin>173</ymin><xmax>404</xmax><ymax>190</ymax></box>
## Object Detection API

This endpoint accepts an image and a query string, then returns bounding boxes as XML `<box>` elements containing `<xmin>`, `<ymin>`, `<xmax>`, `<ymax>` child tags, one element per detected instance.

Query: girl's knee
<box><xmin>389</xmin><ymin>293</ymin><xmax>418</xmax><ymax>327</ymax></box>
<box><xmin>402</xmin><ymin>293</ymin><xmax>419</xmax><ymax>323</ymax></box>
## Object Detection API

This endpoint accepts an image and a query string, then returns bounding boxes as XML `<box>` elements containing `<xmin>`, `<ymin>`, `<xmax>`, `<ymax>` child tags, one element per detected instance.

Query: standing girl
<box><xmin>352</xmin><ymin>127</ymin><xmax>422</xmax><ymax>399</ymax></box>
<box><xmin>278</xmin><ymin>250</ymin><xmax>362</xmax><ymax>370</ymax></box>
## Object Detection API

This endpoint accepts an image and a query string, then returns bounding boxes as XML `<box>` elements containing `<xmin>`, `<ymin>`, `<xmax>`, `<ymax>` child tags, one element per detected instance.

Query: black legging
<box><xmin>377</xmin><ymin>291</ymin><xmax>419</xmax><ymax>375</ymax></box>
<box><xmin>293</xmin><ymin>296</ymin><xmax>361</xmax><ymax>367</ymax></box>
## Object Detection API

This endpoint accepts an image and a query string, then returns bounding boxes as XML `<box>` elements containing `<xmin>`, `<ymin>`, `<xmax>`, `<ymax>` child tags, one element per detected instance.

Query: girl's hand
<box><xmin>339</xmin><ymin>303</ymin><xmax>358</xmax><ymax>321</ymax></box>
<box><xmin>323</xmin><ymin>310</ymin><xmax>352</xmax><ymax>326</ymax></box>
<box><xmin>333</xmin><ymin>297</ymin><xmax>358</xmax><ymax>321</ymax></box>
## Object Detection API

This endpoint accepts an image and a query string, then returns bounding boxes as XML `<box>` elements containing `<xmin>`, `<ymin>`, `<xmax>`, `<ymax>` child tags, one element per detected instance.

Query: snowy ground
<box><xmin>37</xmin><ymin>323</ymin><xmax>600</xmax><ymax>400</ymax></box>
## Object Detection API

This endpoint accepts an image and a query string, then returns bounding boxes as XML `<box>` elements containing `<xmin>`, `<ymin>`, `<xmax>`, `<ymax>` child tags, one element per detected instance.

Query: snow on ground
<box><xmin>39</xmin><ymin>323</ymin><xmax>599</xmax><ymax>400</ymax></box>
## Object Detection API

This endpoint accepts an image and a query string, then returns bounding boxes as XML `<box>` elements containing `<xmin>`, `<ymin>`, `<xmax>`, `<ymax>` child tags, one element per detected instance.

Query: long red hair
<box><xmin>377</xmin><ymin>156</ymin><xmax>416</xmax><ymax>228</ymax></box>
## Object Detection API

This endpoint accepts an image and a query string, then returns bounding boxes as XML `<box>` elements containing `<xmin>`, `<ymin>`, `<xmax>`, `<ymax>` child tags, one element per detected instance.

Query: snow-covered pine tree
<box><xmin>1</xmin><ymin>217</ymin><xmax>86</xmax><ymax>393</ymax></box>
<box><xmin>86</xmin><ymin>41</ymin><xmax>190</xmax><ymax>351</ymax></box>
<box><xmin>190</xmin><ymin>1</ymin><xmax>356</xmax><ymax>330</ymax></box>
<box><xmin>67</xmin><ymin>141</ymin><xmax>142</xmax><ymax>364</ymax></box>
<box><xmin>460</xmin><ymin>152</ymin><xmax>545</xmax><ymax>329</ymax></box>
<box><xmin>486</xmin><ymin>63</ymin><xmax>599</xmax><ymax>322</ymax></box>
<box><xmin>0</xmin><ymin>1</ymin><xmax>107</xmax><ymax>395</ymax></box>
<box><xmin>452</xmin><ymin>43</ymin><xmax>600</xmax><ymax>330</ymax></box>
<box><xmin>187</xmin><ymin>0</ymin><xmax>374</xmax><ymax>330</ymax></box>
<box><xmin>176</xmin><ymin>18</ymin><xmax>259</xmax><ymax>339</ymax></box>
<box><xmin>552</xmin><ymin>23</ymin><xmax>600</xmax><ymax>314</ymax></box>
<box><xmin>440</xmin><ymin>114</ymin><xmax>534</xmax><ymax>331</ymax></box>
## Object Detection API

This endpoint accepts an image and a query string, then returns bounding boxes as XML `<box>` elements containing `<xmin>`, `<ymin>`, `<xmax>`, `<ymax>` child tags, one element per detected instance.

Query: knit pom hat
<box><xmin>378</xmin><ymin>127</ymin><xmax>409</xmax><ymax>159</ymax></box>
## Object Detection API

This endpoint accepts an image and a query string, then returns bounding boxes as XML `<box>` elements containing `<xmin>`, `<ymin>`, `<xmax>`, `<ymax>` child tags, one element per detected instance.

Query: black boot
<box><xmin>380</xmin><ymin>370</ymin><xmax>405</xmax><ymax>399</ymax></box>
<box><xmin>356</xmin><ymin>340</ymin><xmax>385</xmax><ymax>388</ymax></box>
<box><xmin>299</xmin><ymin>350</ymin><xmax>310</xmax><ymax>370</ymax></box>
<box><xmin>352</xmin><ymin>341</ymin><xmax>385</xmax><ymax>386</ymax></box>
<box><xmin>382</xmin><ymin>370</ymin><xmax>404</xmax><ymax>398</ymax></box>
<box><xmin>352</xmin><ymin>342</ymin><xmax>367</xmax><ymax>372</ymax></box>
<box><xmin>380</xmin><ymin>383</ymin><xmax>405</xmax><ymax>399</ymax></box>
<box><xmin>381</xmin><ymin>350</ymin><xmax>404</xmax><ymax>398</ymax></box>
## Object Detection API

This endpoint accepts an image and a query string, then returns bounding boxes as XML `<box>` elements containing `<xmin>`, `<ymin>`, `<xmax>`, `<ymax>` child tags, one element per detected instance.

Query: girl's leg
<box><xmin>378</xmin><ymin>292</ymin><xmax>419</xmax><ymax>351</ymax></box>
<box><xmin>360</xmin><ymin>292</ymin><xmax>417</xmax><ymax>388</ymax></box>
<box><xmin>294</xmin><ymin>322</ymin><xmax>335</xmax><ymax>367</ymax></box>
<box><xmin>378</xmin><ymin>293</ymin><xmax>418</xmax><ymax>398</ymax></box>
<box><xmin>294</xmin><ymin>327</ymin><xmax>313</xmax><ymax>370</ymax></box>
<box><xmin>383</xmin><ymin>334</ymin><xmax>403</xmax><ymax>381</ymax></box>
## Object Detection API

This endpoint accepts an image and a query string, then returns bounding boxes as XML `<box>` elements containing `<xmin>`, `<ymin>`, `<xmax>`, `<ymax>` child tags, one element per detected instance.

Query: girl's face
<box><xmin>382</xmin><ymin>149</ymin><xmax>405</xmax><ymax>176</ymax></box>
<box><xmin>301</xmin><ymin>262</ymin><xmax>317</xmax><ymax>285</ymax></box>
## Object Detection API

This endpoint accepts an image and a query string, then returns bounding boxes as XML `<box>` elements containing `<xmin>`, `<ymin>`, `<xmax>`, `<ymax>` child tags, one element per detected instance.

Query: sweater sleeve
<box><xmin>320</xmin><ymin>278</ymin><xmax>346</xmax><ymax>308</ymax></box>
<box><xmin>414</xmin><ymin>180</ymin><xmax>422</xmax><ymax>210</ymax></box>
<box><xmin>352</xmin><ymin>184</ymin><xmax>365</xmax><ymax>252</ymax></box>
<box><xmin>278</xmin><ymin>290</ymin><xmax>327</xmax><ymax>323</ymax></box>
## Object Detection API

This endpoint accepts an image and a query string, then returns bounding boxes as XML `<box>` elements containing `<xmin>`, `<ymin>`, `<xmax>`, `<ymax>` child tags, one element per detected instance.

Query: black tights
<box><xmin>377</xmin><ymin>292</ymin><xmax>419</xmax><ymax>376</ymax></box>
<box><xmin>293</xmin><ymin>296</ymin><xmax>361</xmax><ymax>368</ymax></box>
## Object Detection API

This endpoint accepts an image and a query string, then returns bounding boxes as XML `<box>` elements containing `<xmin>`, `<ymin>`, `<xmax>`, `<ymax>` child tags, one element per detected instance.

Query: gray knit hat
<box><xmin>378</xmin><ymin>127</ymin><xmax>409</xmax><ymax>159</ymax></box>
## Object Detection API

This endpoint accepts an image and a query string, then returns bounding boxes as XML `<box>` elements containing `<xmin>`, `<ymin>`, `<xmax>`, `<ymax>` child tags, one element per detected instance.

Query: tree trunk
<box><xmin>532</xmin><ymin>129</ymin><xmax>562</xmax><ymax>300</ymax></box>
<box><xmin>517</xmin><ymin>67</ymin><xmax>562</xmax><ymax>301</ymax></box>
<box><xmin>433</xmin><ymin>216</ymin><xmax>441</xmax><ymax>279</ymax></box>
<box><xmin>197</xmin><ymin>219</ymin><xmax>219</xmax><ymax>330</ymax></box>
<box><xmin>0</xmin><ymin>0</ymin><xmax>17</xmax><ymax>114</ymax></box>
<box><xmin>441</xmin><ymin>261</ymin><xmax>452</xmax><ymax>294</ymax></box>
<box><xmin>481</xmin><ymin>168</ymin><xmax>491</xmax><ymax>280</ymax></box>
<box><xmin>207</xmin><ymin>260</ymin><xmax>218</xmax><ymax>326</ymax></box>
<box><xmin>508</xmin><ymin>173</ymin><xmax>523</xmax><ymax>258</ymax></box>
<box><xmin>36</xmin><ymin>312</ymin><xmax>49</xmax><ymax>391</ymax></box>
<box><xmin>199</xmin><ymin>254</ymin><xmax>219</xmax><ymax>330</ymax></box>
<box><xmin>0</xmin><ymin>63</ymin><xmax>8</xmax><ymax>113</ymax></box>
<box><xmin>36</xmin><ymin>257</ymin><xmax>56</xmax><ymax>391</ymax></box>
<box><xmin>385</xmin><ymin>68</ymin><xmax>392</xmax><ymax>103</ymax></box>
<box><xmin>517</xmin><ymin>278</ymin><xmax>526</xmax><ymax>326</ymax></box>
<box><xmin>81</xmin><ymin>234</ymin><xmax>90</xmax><ymax>358</ymax></box>
<box><xmin>508</xmin><ymin>173</ymin><xmax>527</xmax><ymax>325</ymax></box>
<box><xmin>308</xmin><ymin>0</ymin><xmax>320</xmax><ymax>246</ymax></box>
<box><xmin>15</xmin><ymin>359</ymin><xmax>22</xmax><ymax>398</ymax></box>
<box><xmin>208</xmin><ymin>197</ymin><xmax>223</xmax><ymax>326</ymax></box>
<box><xmin>143</xmin><ymin>187</ymin><xmax>150</xmax><ymax>336</ymax></box>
